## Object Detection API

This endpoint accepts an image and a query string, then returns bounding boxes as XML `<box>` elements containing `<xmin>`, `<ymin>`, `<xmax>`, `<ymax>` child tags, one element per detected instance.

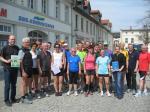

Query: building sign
<box><xmin>0</xmin><ymin>8</ymin><xmax>7</xmax><ymax>17</ymax></box>
<box><xmin>34</xmin><ymin>16</ymin><xmax>45</xmax><ymax>21</ymax></box>
<box><xmin>18</xmin><ymin>16</ymin><xmax>54</xmax><ymax>29</ymax></box>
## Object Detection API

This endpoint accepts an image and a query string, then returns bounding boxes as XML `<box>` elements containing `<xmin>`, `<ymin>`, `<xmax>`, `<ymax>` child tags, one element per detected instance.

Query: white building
<box><xmin>0</xmin><ymin>0</ymin><xmax>113</xmax><ymax>49</ymax></box>
<box><xmin>71</xmin><ymin>1</ymin><xmax>100</xmax><ymax>45</ymax></box>
<box><xmin>71</xmin><ymin>0</ymin><xmax>113</xmax><ymax>49</ymax></box>
<box><xmin>0</xmin><ymin>0</ymin><xmax>72</xmax><ymax>49</ymax></box>
<box><xmin>120</xmin><ymin>28</ymin><xmax>150</xmax><ymax>48</ymax></box>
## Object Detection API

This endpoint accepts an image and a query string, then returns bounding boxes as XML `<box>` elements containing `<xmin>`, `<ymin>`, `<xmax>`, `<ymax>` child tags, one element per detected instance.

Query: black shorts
<box><xmin>99</xmin><ymin>74</ymin><xmax>109</xmax><ymax>77</ymax></box>
<box><xmin>86</xmin><ymin>70</ymin><xmax>95</xmax><ymax>75</ymax></box>
<box><xmin>41</xmin><ymin>70</ymin><xmax>51</xmax><ymax>77</ymax></box>
<box><xmin>32</xmin><ymin>68</ymin><xmax>39</xmax><ymax>75</ymax></box>
<box><xmin>69</xmin><ymin>71</ymin><xmax>78</xmax><ymax>84</ymax></box>
<box><xmin>20</xmin><ymin>67</ymin><xmax>32</xmax><ymax>78</ymax></box>
<box><xmin>139</xmin><ymin>71</ymin><xmax>147</xmax><ymax>80</ymax></box>
<box><xmin>53</xmin><ymin>68</ymin><xmax>64</xmax><ymax>76</ymax></box>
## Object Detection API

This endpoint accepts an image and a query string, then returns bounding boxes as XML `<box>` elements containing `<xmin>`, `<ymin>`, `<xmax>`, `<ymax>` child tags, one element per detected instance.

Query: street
<box><xmin>0</xmin><ymin>67</ymin><xmax>150</xmax><ymax>112</ymax></box>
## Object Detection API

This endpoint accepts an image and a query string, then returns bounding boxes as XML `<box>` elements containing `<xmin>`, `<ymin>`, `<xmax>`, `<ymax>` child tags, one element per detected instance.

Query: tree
<box><xmin>142</xmin><ymin>0</ymin><xmax>150</xmax><ymax>25</ymax></box>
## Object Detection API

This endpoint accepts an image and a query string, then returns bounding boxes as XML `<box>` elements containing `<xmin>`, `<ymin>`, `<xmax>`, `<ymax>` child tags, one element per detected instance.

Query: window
<box><xmin>86</xmin><ymin>21</ymin><xmax>88</xmax><ymax>33</ymax></box>
<box><xmin>4</xmin><ymin>26</ymin><xmax>7</xmax><ymax>32</ymax></box>
<box><xmin>75</xmin><ymin>15</ymin><xmax>78</xmax><ymax>30</ymax></box>
<box><xmin>90</xmin><ymin>23</ymin><xmax>92</xmax><ymax>35</ymax></box>
<box><xmin>0</xmin><ymin>25</ymin><xmax>3</xmax><ymax>31</ymax></box>
<box><xmin>21</xmin><ymin>0</ymin><xmax>24</xmax><ymax>5</ymax></box>
<box><xmin>9</xmin><ymin>0</ymin><xmax>15</xmax><ymax>2</ymax></box>
<box><xmin>131</xmin><ymin>38</ymin><xmax>134</xmax><ymax>43</ymax></box>
<box><xmin>81</xmin><ymin>18</ymin><xmax>84</xmax><ymax>32</ymax></box>
<box><xmin>56</xmin><ymin>34</ymin><xmax>60</xmax><ymax>41</ymax></box>
<box><xmin>56</xmin><ymin>0</ymin><xmax>60</xmax><ymax>19</ymax></box>
<box><xmin>28</xmin><ymin>0</ymin><xmax>35</xmax><ymax>9</ymax></box>
<box><xmin>125</xmin><ymin>38</ymin><xmax>128</xmax><ymax>43</ymax></box>
<box><xmin>42</xmin><ymin>0</ymin><xmax>48</xmax><ymax>14</ymax></box>
<box><xmin>0</xmin><ymin>24</ymin><xmax>12</xmax><ymax>33</ymax></box>
<box><xmin>0</xmin><ymin>40</ymin><xmax>8</xmax><ymax>51</ymax></box>
<box><xmin>65</xmin><ymin>5</ymin><xmax>69</xmax><ymax>24</ymax></box>
<box><xmin>65</xmin><ymin>36</ymin><xmax>69</xmax><ymax>42</ymax></box>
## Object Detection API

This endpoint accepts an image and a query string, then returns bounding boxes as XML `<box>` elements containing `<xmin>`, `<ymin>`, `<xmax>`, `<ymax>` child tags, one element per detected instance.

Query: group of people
<box><xmin>0</xmin><ymin>35</ymin><xmax>150</xmax><ymax>107</ymax></box>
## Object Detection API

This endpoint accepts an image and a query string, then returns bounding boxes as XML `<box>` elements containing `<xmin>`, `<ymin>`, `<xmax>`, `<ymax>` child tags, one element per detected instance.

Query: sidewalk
<box><xmin>0</xmin><ymin>71</ymin><xmax>150</xmax><ymax>112</ymax></box>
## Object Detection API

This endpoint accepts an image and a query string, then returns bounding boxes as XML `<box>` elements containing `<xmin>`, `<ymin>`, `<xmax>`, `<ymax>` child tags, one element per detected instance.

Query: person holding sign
<box><xmin>52</xmin><ymin>43</ymin><xmax>65</xmax><ymax>96</ymax></box>
<box><xmin>111</xmin><ymin>46</ymin><xmax>126</xmax><ymax>99</ymax></box>
<box><xmin>0</xmin><ymin>35</ymin><xmax>19</xmax><ymax>106</ymax></box>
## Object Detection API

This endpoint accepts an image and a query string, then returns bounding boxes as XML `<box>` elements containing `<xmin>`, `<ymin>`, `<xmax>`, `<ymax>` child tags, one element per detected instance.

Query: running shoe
<box><xmin>74</xmin><ymin>91</ymin><xmax>78</xmax><ymax>96</ymax></box>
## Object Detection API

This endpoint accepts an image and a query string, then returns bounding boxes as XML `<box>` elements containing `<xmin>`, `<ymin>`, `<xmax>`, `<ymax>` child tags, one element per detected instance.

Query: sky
<box><xmin>90</xmin><ymin>0</ymin><xmax>149</xmax><ymax>32</ymax></box>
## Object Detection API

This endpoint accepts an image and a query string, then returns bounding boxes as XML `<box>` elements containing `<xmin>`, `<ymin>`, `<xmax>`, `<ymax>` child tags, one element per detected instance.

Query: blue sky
<box><xmin>90</xmin><ymin>0</ymin><xmax>148</xmax><ymax>32</ymax></box>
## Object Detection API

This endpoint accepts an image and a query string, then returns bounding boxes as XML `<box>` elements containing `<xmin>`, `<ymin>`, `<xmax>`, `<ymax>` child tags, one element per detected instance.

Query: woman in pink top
<box><xmin>84</xmin><ymin>45</ymin><xmax>95</xmax><ymax>97</ymax></box>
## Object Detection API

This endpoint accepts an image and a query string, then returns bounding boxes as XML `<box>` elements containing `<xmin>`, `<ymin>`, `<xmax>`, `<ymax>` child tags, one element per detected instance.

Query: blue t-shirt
<box><xmin>104</xmin><ymin>49</ymin><xmax>113</xmax><ymax>61</ymax></box>
<box><xmin>68</xmin><ymin>55</ymin><xmax>80</xmax><ymax>72</ymax></box>
<box><xmin>96</xmin><ymin>56</ymin><xmax>110</xmax><ymax>75</ymax></box>
<box><xmin>65</xmin><ymin>49</ymin><xmax>71</xmax><ymax>62</ymax></box>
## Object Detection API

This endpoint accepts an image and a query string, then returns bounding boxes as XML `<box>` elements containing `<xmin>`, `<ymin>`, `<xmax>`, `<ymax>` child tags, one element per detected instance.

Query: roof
<box><xmin>101</xmin><ymin>19</ymin><xmax>109</xmax><ymax>25</ymax></box>
<box><xmin>101</xmin><ymin>19</ymin><xmax>112</xmax><ymax>28</ymax></box>
<box><xmin>121</xmin><ymin>29</ymin><xmax>150</xmax><ymax>32</ymax></box>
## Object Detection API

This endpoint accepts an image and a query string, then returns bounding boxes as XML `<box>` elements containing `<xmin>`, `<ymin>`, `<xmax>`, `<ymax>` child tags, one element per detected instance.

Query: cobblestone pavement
<box><xmin>0</xmin><ymin>67</ymin><xmax>150</xmax><ymax>112</ymax></box>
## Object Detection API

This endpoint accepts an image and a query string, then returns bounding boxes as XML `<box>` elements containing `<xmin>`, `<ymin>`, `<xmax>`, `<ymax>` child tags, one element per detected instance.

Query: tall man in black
<box><xmin>0</xmin><ymin>35</ymin><xmax>19</xmax><ymax>106</ymax></box>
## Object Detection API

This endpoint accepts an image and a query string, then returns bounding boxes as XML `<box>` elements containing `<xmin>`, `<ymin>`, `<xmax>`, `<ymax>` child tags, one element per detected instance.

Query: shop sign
<box><xmin>18</xmin><ymin>16</ymin><xmax>54</xmax><ymax>29</ymax></box>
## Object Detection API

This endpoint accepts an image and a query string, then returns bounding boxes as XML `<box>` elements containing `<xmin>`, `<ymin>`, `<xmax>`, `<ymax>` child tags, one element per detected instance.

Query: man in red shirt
<box><xmin>135</xmin><ymin>45</ymin><xmax>150</xmax><ymax>97</ymax></box>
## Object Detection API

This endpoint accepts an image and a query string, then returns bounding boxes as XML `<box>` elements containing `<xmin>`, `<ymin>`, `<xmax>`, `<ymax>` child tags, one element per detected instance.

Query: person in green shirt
<box><xmin>76</xmin><ymin>43</ymin><xmax>87</xmax><ymax>93</ymax></box>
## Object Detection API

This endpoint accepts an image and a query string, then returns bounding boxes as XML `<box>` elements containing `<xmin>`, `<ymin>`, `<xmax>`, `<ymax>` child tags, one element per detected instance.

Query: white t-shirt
<box><xmin>30</xmin><ymin>50</ymin><xmax>38</xmax><ymax>68</ymax></box>
<box><xmin>53</xmin><ymin>51</ymin><xmax>63</xmax><ymax>68</ymax></box>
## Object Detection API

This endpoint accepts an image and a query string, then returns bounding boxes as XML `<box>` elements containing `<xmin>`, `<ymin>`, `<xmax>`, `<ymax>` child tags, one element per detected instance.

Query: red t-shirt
<box><xmin>139</xmin><ymin>52</ymin><xmax>150</xmax><ymax>72</ymax></box>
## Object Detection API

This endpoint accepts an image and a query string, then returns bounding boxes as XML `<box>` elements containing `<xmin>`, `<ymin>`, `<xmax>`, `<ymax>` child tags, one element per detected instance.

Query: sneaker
<box><xmin>27</xmin><ymin>92</ymin><xmax>33</xmax><ymax>101</ymax></box>
<box><xmin>58</xmin><ymin>92</ymin><xmax>62</xmax><ymax>96</ymax></box>
<box><xmin>106</xmin><ymin>92</ymin><xmax>112</xmax><ymax>97</ymax></box>
<box><xmin>89</xmin><ymin>92</ymin><xmax>93</xmax><ymax>95</ymax></box>
<box><xmin>55</xmin><ymin>92</ymin><xmax>59</xmax><ymax>96</ymax></box>
<box><xmin>5</xmin><ymin>101</ymin><xmax>12</xmax><ymax>107</ymax></box>
<box><xmin>11</xmin><ymin>98</ymin><xmax>20</xmax><ymax>103</ymax></box>
<box><xmin>143</xmin><ymin>90</ymin><xmax>148</xmax><ymax>96</ymax></box>
<box><xmin>134</xmin><ymin>91</ymin><xmax>142</xmax><ymax>97</ymax></box>
<box><xmin>100</xmin><ymin>91</ymin><xmax>104</xmax><ymax>96</ymax></box>
<box><xmin>20</xmin><ymin>98</ymin><xmax>33</xmax><ymax>104</ymax></box>
<box><xmin>132</xmin><ymin>90</ymin><xmax>136</xmax><ymax>95</ymax></box>
<box><xmin>74</xmin><ymin>91</ymin><xmax>78</xmax><ymax>96</ymax></box>
<box><xmin>127</xmin><ymin>89</ymin><xmax>131</xmax><ymax>93</ymax></box>
<box><xmin>117</xmin><ymin>95</ymin><xmax>123</xmax><ymax>100</ymax></box>
<box><xmin>37</xmin><ymin>93</ymin><xmax>41</xmax><ymax>99</ymax></box>
<box><xmin>80</xmin><ymin>90</ymin><xmax>84</xmax><ymax>94</ymax></box>
<box><xmin>67</xmin><ymin>91</ymin><xmax>71</xmax><ymax>96</ymax></box>
<box><xmin>84</xmin><ymin>92</ymin><xmax>88</xmax><ymax>97</ymax></box>
<box><xmin>44</xmin><ymin>92</ymin><xmax>49</xmax><ymax>97</ymax></box>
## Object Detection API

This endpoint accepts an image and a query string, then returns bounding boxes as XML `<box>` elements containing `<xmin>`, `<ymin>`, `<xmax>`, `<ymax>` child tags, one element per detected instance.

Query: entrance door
<box><xmin>28</xmin><ymin>30</ymin><xmax>48</xmax><ymax>43</ymax></box>
<box><xmin>0</xmin><ymin>34</ymin><xmax>8</xmax><ymax>50</ymax></box>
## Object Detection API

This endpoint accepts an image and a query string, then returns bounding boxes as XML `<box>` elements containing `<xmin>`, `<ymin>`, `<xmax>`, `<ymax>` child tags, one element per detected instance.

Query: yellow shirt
<box><xmin>120</xmin><ymin>49</ymin><xmax>129</xmax><ymax>62</ymax></box>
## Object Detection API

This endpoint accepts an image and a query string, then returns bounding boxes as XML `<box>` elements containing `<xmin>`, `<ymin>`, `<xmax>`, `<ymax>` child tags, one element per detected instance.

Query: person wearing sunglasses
<box><xmin>67</xmin><ymin>48</ymin><xmax>81</xmax><ymax>96</ymax></box>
